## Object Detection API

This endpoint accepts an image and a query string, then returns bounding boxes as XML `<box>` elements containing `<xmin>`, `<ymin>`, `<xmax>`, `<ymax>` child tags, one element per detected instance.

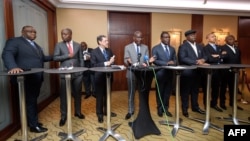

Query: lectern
<box><xmin>89</xmin><ymin>67</ymin><xmax>126</xmax><ymax>141</ymax></box>
<box><xmin>44</xmin><ymin>67</ymin><xmax>87</xmax><ymax>141</ymax></box>
<box><xmin>189</xmin><ymin>65</ymin><xmax>230</xmax><ymax>134</ymax></box>
<box><xmin>159</xmin><ymin>65</ymin><xmax>196</xmax><ymax>137</ymax></box>
<box><xmin>0</xmin><ymin>68</ymin><xmax>47</xmax><ymax>141</ymax></box>
<box><xmin>216</xmin><ymin>64</ymin><xmax>250</xmax><ymax>125</ymax></box>
<box><xmin>128</xmin><ymin>66</ymin><xmax>161</xmax><ymax>139</ymax></box>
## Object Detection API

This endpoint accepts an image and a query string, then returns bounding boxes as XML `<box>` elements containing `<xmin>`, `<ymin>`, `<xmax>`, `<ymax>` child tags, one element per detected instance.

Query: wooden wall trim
<box><xmin>191</xmin><ymin>14</ymin><xmax>204</xmax><ymax>45</ymax></box>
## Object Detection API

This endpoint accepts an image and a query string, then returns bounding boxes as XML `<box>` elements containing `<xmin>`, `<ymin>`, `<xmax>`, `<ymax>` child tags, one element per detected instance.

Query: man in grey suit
<box><xmin>152</xmin><ymin>31</ymin><xmax>177</xmax><ymax>117</ymax></box>
<box><xmin>53</xmin><ymin>28</ymin><xmax>84</xmax><ymax>126</ymax></box>
<box><xmin>124</xmin><ymin>31</ymin><xmax>150</xmax><ymax>120</ymax></box>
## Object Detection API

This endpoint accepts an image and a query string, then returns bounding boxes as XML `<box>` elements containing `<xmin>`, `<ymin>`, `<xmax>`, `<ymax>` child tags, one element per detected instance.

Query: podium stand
<box><xmin>89</xmin><ymin>67</ymin><xmax>126</xmax><ymax>141</ymax></box>
<box><xmin>216</xmin><ymin>64</ymin><xmax>250</xmax><ymax>125</ymax></box>
<box><xmin>0</xmin><ymin>68</ymin><xmax>47</xmax><ymax>141</ymax></box>
<box><xmin>44</xmin><ymin>67</ymin><xmax>87</xmax><ymax>141</ymax></box>
<box><xmin>128</xmin><ymin>66</ymin><xmax>161</xmax><ymax>139</ymax></box>
<box><xmin>159</xmin><ymin>65</ymin><xmax>196</xmax><ymax>137</ymax></box>
<box><xmin>189</xmin><ymin>65</ymin><xmax>230</xmax><ymax>134</ymax></box>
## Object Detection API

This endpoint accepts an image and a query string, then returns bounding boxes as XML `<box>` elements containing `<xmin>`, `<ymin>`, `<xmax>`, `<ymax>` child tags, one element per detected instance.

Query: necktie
<box><xmin>212</xmin><ymin>44</ymin><xmax>217</xmax><ymax>51</ymax></box>
<box><xmin>67</xmin><ymin>42</ymin><xmax>73</xmax><ymax>54</ymax></box>
<box><xmin>103</xmin><ymin>49</ymin><xmax>108</xmax><ymax>61</ymax></box>
<box><xmin>30</xmin><ymin>41</ymin><xmax>40</xmax><ymax>55</ymax></box>
<box><xmin>165</xmin><ymin>45</ymin><xmax>170</xmax><ymax>60</ymax></box>
<box><xmin>137</xmin><ymin>45</ymin><xmax>140</xmax><ymax>55</ymax></box>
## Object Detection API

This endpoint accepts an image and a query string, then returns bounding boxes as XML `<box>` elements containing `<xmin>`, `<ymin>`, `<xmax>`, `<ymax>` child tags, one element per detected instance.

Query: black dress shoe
<box><xmin>165</xmin><ymin>111</ymin><xmax>173</xmax><ymax>117</ymax></box>
<box><xmin>220</xmin><ymin>105</ymin><xmax>227</xmax><ymax>110</ymax></box>
<box><xmin>75</xmin><ymin>113</ymin><xmax>85</xmax><ymax>119</ymax></box>
<box><xmin>211</xmin><ymin>105</ymin><xmax>223</xmax><ymax>112</ymax></box>
<box><xmin>157</xmin><ymin>110</ymin><xmax>163</xmax><ymax>117</ymax></box>
<box><xmin>229</xmin><ymin>105</ymin><xmax>244</xmax><ymax>110</ymax></box>
<box><xmin>192</xmin><ymin>108</ymin><xmax>205</xmax><ymax>114</ymax></box>
<box><xmin>30</xmin><ymin>126</ymin><xmax>48</xmax><ymax>133</ymax></box>
<box><xmin>183</xmin><ymin>111</ymin><xmax>189</xmax><ymax>117</ymax></box>
<box><xmin>84</xmin><ymin>95</ymin><xmax>91</xmax><ymax>99</ymax></box>
<box><xmin>59</xmin><ymin>118</ymin><xmax>66</xmax><ymax>126</ymax></box>
<box><xmin>125</xmin><ymin>113</ymin><xmax>134</xmax><ymax>120</ymax></box>
<box><xmin>98</xmin><ymin>115</ymin><xmax>103</xmax><ymax>123</ymax></box>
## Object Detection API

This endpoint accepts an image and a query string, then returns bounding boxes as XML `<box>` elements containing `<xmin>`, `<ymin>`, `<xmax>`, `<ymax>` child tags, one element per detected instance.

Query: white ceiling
<box><xmin>49</xmin><ymin>0</ymin><xmax>250</xmax><ymax>16</ymax></box>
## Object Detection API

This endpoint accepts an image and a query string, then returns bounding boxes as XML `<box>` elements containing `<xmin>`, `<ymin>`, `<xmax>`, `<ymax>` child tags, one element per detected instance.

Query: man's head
<box><xmin>225</xmin><ymin>35</ymin><xmax>235</xmax><ymax>46</ymax></box>
<box><xmin>133</xmin><ymin>31</ymin><xmax>143</xmax><ymax>46</ymax></box>
<box><xmin>160</xmin><ymin>31</ymin><xmax>170</xmax><ymax>45</ymax></box>
<box><xmin>206</xmin><ymin>32</ymin><xmax>217</xmax><ymax>44</ymax></box>
<box><xmin>81</xmin><ymin>42</ymin><xmax>88</xmax><ymax>50</ymax></box>
<box><xmin>61</xmin><ymin>28</ymin><xmax>72</xmax><ymax>42</ymax></box>
<box><xmin>185</xmin><ymin>29</ymin><xmax>196</xmax><ymax>43</ymax></box>
<box><xmin>22</xmin><ymin>25</ymin><xmax>36</xmax><ymax>41</ymax></box>
<box><xmin>97</xmin><ymin>35</ymin><xmax>108</xmax><ymax>48</ymax></box>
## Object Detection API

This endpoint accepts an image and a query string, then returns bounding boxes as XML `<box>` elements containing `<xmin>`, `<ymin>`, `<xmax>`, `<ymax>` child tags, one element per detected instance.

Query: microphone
<box><xmin>137</xmin><ymin>53</ymin><xmax>141</xmax><ymax>63</ymax></box>
<box><xmin>144</xmin><ymin>55</ymin><xmax>150</xmax><ymax>66</ymax></box>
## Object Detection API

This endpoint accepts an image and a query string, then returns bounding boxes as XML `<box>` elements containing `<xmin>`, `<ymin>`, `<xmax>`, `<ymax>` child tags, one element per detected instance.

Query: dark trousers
<box><xmin>60</xmin><ymin>74</ymin><xmax>83</xmax><ymax>118</ymax></box>
<box><xmin>155</xmin><ymin>69</ymin><xmax>173</xmax><ymax>112</ymax></box>
<box><xmin>83</xmin><ymin>70</ymin><xmax>95</xmax><ymax>95</ymax></box>
<box><xmin>220</xmin><ymin>70</ymin><xmax>235</xmax><ymax>106</ymax></box>
<box><xmin>180</xmin><ymin>70</ymin><xmax>201</xmax><ymax>112</ymax></box>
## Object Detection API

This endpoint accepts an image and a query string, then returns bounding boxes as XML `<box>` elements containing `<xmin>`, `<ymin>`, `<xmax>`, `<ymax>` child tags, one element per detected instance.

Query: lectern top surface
<box><xmin>226</xmin><ymin>64</ymin><xmax>250</xmax><ymax>69</ymax></box>
<box><xmin>0</xmin><ymin>68</ymin><xmax>44</xmax><ymax>76</ymax></box>
<box><xmin>197</xmin><ymin>64</ymin><xmax>230</xmax><ymax>69</ymax></box>
<box><xmin>44</xmin><ymin>67</ymin><xmax>88</xmax><ymax>74</ymax></box>
<box><xmin>89</xmin><ymin>66</ymin><xmax>126</xmax><ymax>72</ymax></box>
<box><xmin>162</xmin><ymin>65</ymin><xmax>197</xmax><ymax>70</ymax></box>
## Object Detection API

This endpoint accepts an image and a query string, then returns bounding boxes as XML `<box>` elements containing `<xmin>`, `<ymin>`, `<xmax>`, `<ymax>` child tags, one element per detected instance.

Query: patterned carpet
<box><xmin>7</xmin><ymin>89</ymin><xmax>250</xmax><ymax>141</ymax></box>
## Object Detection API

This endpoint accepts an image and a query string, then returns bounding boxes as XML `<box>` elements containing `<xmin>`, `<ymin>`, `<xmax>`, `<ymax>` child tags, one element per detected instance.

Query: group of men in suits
<box><xmin>2</xmin><ymin>25</ymin><xmax>242</xmax><ymax>133</ymax></box>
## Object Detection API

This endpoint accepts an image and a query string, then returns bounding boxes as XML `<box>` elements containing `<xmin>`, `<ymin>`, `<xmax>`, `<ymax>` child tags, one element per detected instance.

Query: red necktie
<box><xmin>67</xmin><ymin>42</ymin><xmax>73</xmax><ymax>54</ymax></box>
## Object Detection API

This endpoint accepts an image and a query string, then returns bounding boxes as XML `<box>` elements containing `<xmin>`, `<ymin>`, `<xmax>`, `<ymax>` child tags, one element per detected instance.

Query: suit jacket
<box><xmin>91</xmin><ymin>47</ymin><xmax>114</xmax><ymax>81</ymax></box>
<box><xmin>178</xmin><ymin>41</ymin><xmax>207</xmax><ymax>76</ymax></box>
<box><xmin>220</xmin><ymin>44</ymin><xmax>241</xmax><ymax>64</ymax></box>
<box><xmin>124</xmin><ymin>43</ymin><xmax>149</xmax><ymax>78</ymax></box>
<box><xmin>2</xmin><ymin>36</ymin><xmax>52</xmax><ymax>70</ymax></box>
<box><xmin>203</xmin><ymin>43</ymin><xmax>224</xmax><ymax>64</ymax></box>
<box><xmin>53</xmin><ymin>41</ymin><xmax>84</xmax><ymax>67</ymax></box>
<box><xmin>152</xmin><ymin>43</ymin><xmax>177</xmax><ymax>66</ymax></box>
<box><xmin>82</xmin><ymin>48</ymin><xmax>93</xmax><ymax>68</ymax></box>
<box><xmin>2</xmin><ymin>36</ymin><xmax>52</xmax><ymax>82</ymax></box>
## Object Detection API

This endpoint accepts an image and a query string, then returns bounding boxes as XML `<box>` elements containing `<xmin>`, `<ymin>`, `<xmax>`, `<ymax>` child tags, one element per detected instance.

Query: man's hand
<box><xmin>8</xmin><ymin>68</ymin><xmax>23</xmax><ymax>74</ymax></box>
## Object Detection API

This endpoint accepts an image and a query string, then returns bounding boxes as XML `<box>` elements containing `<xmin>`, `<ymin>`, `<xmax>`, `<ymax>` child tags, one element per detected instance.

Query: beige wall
<box><xmin>151</xmin><ymin>13</ymin><xmax>192</xmax><ymax>53</ymax></box>
<box><xmin>203</xmin><ymin>15</ymin><xmax>238</xmax><ymax>45</ymax></box>
<box><xmin>56</xmin><ymin>8</ymin><xmax>107</xmax><ymax>48</ymax></box>
<box><xmin>56</xmin><ymin>8</ymin><xmax>238</xmax><ymax>48</ymax></box>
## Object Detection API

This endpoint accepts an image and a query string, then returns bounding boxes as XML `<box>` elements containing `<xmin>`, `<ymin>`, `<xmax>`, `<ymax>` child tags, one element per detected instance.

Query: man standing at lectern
<box><xmin>123</xmin><ymin>31</ymin><xmax>150</xmax><ymax>120</ymax></box>
<box><xmin>178</xmin><ymin>29</ymin><xmax>208</xmax><ymax>117</ymax></box>
<box><xmin>90</xmin><ymin>35</ymin><xmax>116</xmax><ymax>123</ymax></box>
<box><xmin>152</xmin><ymin>31</ymin><xmax>177</xmax><ymax>117</ymax></box>
<box><xmin>2</xmin><ymin>25</ymin><xmax>52</xmax><ymax>133</ymax></box>
<box><xmin>53</xmin><ymin>28</ymin><xmax>84</xmax><ymax>126</ymax></box>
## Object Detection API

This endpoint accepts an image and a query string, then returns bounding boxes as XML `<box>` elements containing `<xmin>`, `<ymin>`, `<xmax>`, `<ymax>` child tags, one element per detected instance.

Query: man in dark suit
<box><xmin>203</xmin><ymin>32</ymin><xmax>226</xmax><ymax>112</ymax></box>
<box><xmin>152</xmin><ymin>31</ymin><xmax>177</xmax><ymax>117</ymax></box>
<box><xmin>90</xmin><ymin>35</ymin><xmax>116</xmax><ymax>123</ymax></box>
<box><xmin>2</xmin><ymin>25</ymin><xmax>52</xmax><ymax>133</ymax></box>
<box><xmin>220</xmin><ymin>35</ymin><xmax>242</xmax><ymax>110</ymax></box>
<box><xmin>53</xmin><ymin>28</ymin><xmax>84</xmax><ymax>126</ymax></box>
<box><xmin>178</xmin><ymin>29</ymin><xmax>208</xmax><ymax>117</ymax></box>
<box><xmin>80</xmin><ymin>41</ymin><xmax>96</xmax><ymax>99</ymax></box>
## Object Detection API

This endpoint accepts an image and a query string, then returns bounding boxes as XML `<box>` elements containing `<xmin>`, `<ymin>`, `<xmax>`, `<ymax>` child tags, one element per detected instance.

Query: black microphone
<box><xmin>144</xmin><ymin>55</ymin><xmax>149</xmax><ymax>66</ymax></box>
<box><xmin>137</xmin><ymin>53</ymin><xmax>141</xmax><ymax>63</ymax></box>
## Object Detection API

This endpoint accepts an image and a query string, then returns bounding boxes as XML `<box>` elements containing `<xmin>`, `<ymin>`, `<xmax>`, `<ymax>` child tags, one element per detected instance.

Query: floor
<box><xmin>7</xmin><ymin>89</ymin><xmax>250</xmax><ymax>141</ymax></box>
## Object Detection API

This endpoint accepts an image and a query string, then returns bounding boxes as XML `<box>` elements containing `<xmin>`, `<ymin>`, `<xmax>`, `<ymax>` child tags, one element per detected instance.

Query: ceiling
<box><xmin>49</xmin><ymin>0</ymin><xmax>250</xmax><ymax>16</ymax></box>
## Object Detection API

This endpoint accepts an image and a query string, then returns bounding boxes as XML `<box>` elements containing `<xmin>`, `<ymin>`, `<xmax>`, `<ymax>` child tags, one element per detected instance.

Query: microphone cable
<box><xmin>151</xmin><ymin>66</ymin><xmax>175</xmax><ymax>140</ymax></box>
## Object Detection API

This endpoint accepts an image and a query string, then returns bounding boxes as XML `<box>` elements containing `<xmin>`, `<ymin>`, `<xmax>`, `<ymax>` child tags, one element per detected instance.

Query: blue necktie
<box><xmin>212</xmin><ymin>44</ymin><xmax>217</xmax><ymax>51</ymax></box>
<box><xmin>103</xmin><ymin>49</ymin><xmax>108</xmax><ymax>61</ymax></box>
<box><xmin>165</xmin><ymin>45</ymin><xmax>170</xmax><ymax>60</ymax></box>
<box><xmin>137</xmin><ymin>45</ymin><xmax>140</xmax><ymax>55</ymax></box>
